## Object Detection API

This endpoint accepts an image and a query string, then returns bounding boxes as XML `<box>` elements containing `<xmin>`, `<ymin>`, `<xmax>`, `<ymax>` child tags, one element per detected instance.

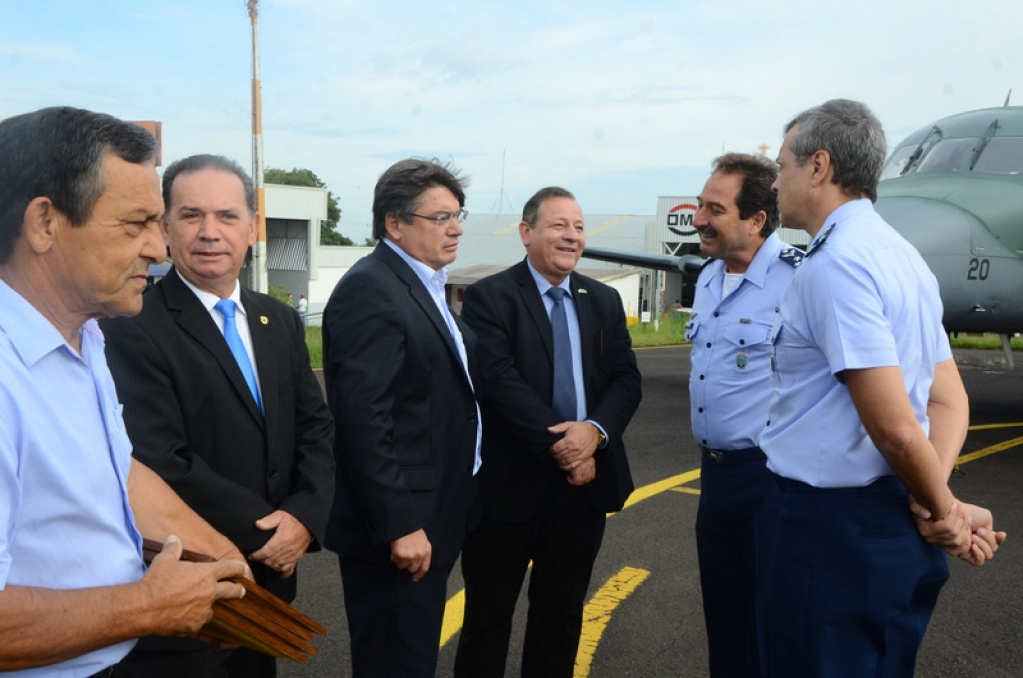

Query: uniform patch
<box><xmin>736</xmin><ymin>352</ymin><xmax>749</xmax><ymax>369</ymax></box>
<box><xmin>779</xmin><ymin>248</ymin><xmax>805</xmax><ymax>267</ymax></box>
<box><xmin>806</xmin><ymin>223</ymin><xmax>836</xmax><ymax>258</ymax></box>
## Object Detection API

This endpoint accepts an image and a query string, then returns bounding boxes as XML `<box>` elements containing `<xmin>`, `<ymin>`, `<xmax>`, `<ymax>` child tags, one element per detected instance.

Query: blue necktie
<box><xmin>547</xmin><ymin>287</ymin><xmax>578</xmax><ymax>421</ymax></box>
<box><xmin>214</xmin><ymin>299</ymin><xmax>263</xmax><ymax>414</ymax></box>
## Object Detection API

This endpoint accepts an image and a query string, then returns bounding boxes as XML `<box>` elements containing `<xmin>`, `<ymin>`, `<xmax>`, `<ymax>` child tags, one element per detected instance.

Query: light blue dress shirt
<box><xmin>687</xmin><ymin>233</ymin><xmax>797</xmax><ymax>450</ymax></box>
<box><xmin>384</xmin><ymin>239</ymin><xmax>482</xmax><ymax>474</ymax></box>
<box><xmin>760</xmin><ymin>199</ymin><xmax>952</xmax><ymax>487</ymax></box>
<box><xmin>0</xmin><ymin>278</ymin><xmax>145</xmax><ymax>677</ymax></box>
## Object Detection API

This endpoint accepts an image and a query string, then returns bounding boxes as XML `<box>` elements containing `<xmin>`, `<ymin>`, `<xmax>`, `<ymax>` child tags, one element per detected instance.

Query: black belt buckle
<box><xmin>709</xmin><ymin>451</ymin><xmax>725</xmax><ymax>464</ymax></box>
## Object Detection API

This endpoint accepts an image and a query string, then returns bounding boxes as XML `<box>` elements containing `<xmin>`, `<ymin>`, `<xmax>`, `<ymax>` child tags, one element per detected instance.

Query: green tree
<box><xmin>264</xmin><ymin>167</ymin><xmax>352</xmax><ymax>246</ymax></box>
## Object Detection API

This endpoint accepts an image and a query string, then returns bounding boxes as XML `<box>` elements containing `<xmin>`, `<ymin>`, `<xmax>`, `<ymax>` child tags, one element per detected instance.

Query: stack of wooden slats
<box><xmin>141</xmin><ymin>539</ymin><xmax>327</xmax><ymax>663</ymax></box>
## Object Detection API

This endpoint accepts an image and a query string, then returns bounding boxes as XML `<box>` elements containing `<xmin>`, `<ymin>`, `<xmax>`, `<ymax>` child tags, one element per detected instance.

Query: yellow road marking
<box><xmin>439</xmin><ymin>430</ymin><xmax>1023</xmax><ymax>655</ymax></box>
<box><xmin>574</xmin><ymin>567</ymin><xmax>650</xmax><ymax>677</ymax></box>
<box><xmin>958</xmin><ymin>435</ymin><xmax>1023</xmax><ymax>464</ymax></box>
<box><xmin>439</xmin><ymin>588</ymin><xmax>466</xmax><ymax>648</ymax></box>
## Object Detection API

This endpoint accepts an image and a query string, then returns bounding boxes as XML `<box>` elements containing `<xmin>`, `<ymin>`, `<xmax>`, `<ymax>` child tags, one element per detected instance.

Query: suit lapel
<box><xmin>374</xmin><ymin>244</ymin><xmax>469</xmax><ymax>385</ymax></box>
<box><xmin>163</xmin><ymin>269</ymin><xmax>265</xmax><ymax>427</ymax></box>
<box><xmin>570</xmin><ymin>271</ymin><xmax>599</xmax><ymax>397</ymax></box>
<box><xmin>511</xmin><ymin>260</ymin><xmax>555</xmax><ymax>364</ymax></box>
<box><xmin>242</xmin><ymin>289</ymin><xmax>275</xmax><ymax>428</ymax></box>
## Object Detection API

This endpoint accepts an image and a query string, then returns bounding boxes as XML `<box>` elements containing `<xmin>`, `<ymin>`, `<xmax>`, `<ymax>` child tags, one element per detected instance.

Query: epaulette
<box><xmin>806</xmin><ymin>223</ymin><xmax>836</xmax><ymax>258</ymax></box>
<box><xmin>779</xmin><ymin>248</ymin><xmax>804</xmax><ymax>268</ymax></box>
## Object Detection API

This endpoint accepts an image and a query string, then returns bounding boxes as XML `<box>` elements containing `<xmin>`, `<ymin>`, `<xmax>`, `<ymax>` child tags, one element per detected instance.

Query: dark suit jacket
<box><xmin>322</xmin><ymin>242</ymin><xmax>480</xmax><ymax>569</ymax></box>
<box><xmin>460</xmin><ymin>259</ymin><xmax>641</xmax><ymax>520</ymax></box>
<box><xmin>101</xmin><ymin>268</ymin><xmax>335</xmax><ymax>602</ymax></box>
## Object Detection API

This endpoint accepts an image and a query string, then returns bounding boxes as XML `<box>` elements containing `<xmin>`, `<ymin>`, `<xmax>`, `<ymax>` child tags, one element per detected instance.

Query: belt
<box><xmin>699</xmin><ymin>445</ymin><xmax>766</xmax><ymax>465</ymax></box>
<box><xmin>774</xmin><ymin>474</ymin><xmax>906</xmax><ymax>496</ymax></box>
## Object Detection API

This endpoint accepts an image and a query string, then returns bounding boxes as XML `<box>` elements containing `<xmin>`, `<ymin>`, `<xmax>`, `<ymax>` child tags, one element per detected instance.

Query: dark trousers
<box><xmin>454</xmin><ymin>482</ymin><xmax>606</xmax><ymax>678</ymax></box>
<box><xmin>115</xmin><ymin>640</ymin><xmax>275</xmax><ymax>678</ymax></box>
<box><xmin>696</xmin><ymin>447</ymin><xmax>779</xmax><ymax>678</ymax></box>
<box><xmin>339</xmin><ymin>555</ymin><xmax>453</xmax><ymax>678</ymax></box>
<box><xmin>759</xmin><ymin>475</ymin><xmax>950</xmax><ymax>678</ymax></box>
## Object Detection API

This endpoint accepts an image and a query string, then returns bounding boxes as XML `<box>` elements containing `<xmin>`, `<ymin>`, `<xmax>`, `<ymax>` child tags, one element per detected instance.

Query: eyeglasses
<box><xmin>409</xmin><ymin>209</ymin><xmax>468</xmax><ymax>226</ymax></box>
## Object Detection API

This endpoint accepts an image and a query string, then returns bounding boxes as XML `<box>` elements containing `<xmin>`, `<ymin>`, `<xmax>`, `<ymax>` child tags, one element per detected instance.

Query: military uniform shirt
<box><xmin>687</xmin><ymin>232</ymin><xmax>801</xmax><ymax>449</ymax></box>
<box><xmin>760</xmin><ymin>199</ymin><xmax>952</xmax><ymax>487</ymax></box>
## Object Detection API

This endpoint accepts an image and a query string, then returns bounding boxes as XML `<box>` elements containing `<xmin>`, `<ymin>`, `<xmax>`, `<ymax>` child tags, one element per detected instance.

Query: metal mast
<box><xmin>247</xmin><ymin>0</ymin><xmax>268</xmax><ymax>293</ymax></box>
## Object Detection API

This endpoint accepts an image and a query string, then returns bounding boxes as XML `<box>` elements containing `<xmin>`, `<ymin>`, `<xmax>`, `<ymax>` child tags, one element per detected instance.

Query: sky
<box><xmin>2</xmin><ymin>0</ymin><xmax>1019</xmax><ymax>243</ymax></box>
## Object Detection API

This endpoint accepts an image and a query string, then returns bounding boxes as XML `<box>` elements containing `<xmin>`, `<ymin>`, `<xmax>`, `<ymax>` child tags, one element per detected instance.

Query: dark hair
<box><xmin>711</xmin><ymin>153</ymin><xmax>779</xmax><ymax>237</ymax></box>
<box><xmin>372</xmin><ymin>158</ymin><xmax>467</xmax><ymax>240</ymax></box>
<box><xmin>162</xmin><ymin>154</ymin><xmax>255</xmax><ymax>215</ymax></box>
<box><xmin>0</xmin><ymin>106</ymin><xmax>158</xmax><ymax>264</ymax></box>
<box><xmin>521</xmin><ymin>186</ymin><xmax>576</xmax><ymax>228</ymax></box>
<box><xmin>784</xmin><ymin>99</ymin><xmax>886</xmax><ymax>202</ymax></box>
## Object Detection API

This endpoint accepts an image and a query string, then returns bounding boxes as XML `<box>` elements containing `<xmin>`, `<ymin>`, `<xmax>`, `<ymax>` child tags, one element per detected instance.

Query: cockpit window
<box><xmin>916</xmin><ymin>138</ymin><xmax>978</xmax><ymax>173</ymax></box>
<box><xmin>880</xmin><ymin>145</ymin><xmax>917</xmax><ymax>181</ymax></box>
<box><xmin>973</xmin><ymin>137</ymin><xmax>1023</xmax><ymax>175</ymax></box>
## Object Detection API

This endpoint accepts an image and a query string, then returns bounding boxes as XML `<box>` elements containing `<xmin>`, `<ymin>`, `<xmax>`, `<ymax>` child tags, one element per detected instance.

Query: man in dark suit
<box><xmin>322</xmin><ymin>158</ymin><xmax>481</xmax><ymax>677</ymax></box>
<box><xmin>454</xmin><ymin>186</ymin><xmax>642</xmax><ymax>678</ymax></box>
<box><xmin>102</xmin><ymin>154</ymin><xmax>335</xmax><ymax>678</ymax></box>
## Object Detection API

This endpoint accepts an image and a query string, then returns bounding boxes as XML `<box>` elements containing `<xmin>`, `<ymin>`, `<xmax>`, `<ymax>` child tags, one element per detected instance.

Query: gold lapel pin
<box><xmin>260</xmin><ymin>316</ymin><xmax>269</xmax><ymax>325</ymax></box>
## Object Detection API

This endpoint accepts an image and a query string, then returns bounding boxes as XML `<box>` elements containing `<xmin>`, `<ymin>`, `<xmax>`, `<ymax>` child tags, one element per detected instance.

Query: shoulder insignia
<box><xmin>806</xmin><ymin>223</ymin><xmax>836</xmax><ymax>258</ymax></box>
<box><xmin>779</xmin><ymin>248</ymin><xmax>804</xmax><ymax>268</ymax></box>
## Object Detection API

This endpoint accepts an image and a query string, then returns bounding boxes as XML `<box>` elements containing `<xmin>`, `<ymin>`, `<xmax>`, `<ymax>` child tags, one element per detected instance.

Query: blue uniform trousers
<box><xmin>759</xmin><ymin>474</ymin><xmax>949</xmax><ymax>678</ymax></box>
<box><xmin>696</xmin><ymin>446</ymin><xmax>779</xmax><ymax>678</ymax></box>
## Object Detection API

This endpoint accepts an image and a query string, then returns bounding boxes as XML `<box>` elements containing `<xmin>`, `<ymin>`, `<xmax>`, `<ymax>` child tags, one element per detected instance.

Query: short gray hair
<box><xmin>784</xmin><ymin>99</ymin><xmax>886</xmax><ymax>202</ymax></box>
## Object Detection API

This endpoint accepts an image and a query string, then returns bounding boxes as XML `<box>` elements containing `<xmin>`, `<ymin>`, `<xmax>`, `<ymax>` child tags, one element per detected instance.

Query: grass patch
<box><xmin>306</xmin><ymin>318</ymin><xmax>1018</xmax><ymax>369</ymax></box>
<box><xmin>305</xmin><ymin>326</ymin><xmax>323</xmax><ymax>369</ymax></box>
<box><xmin>949</xmin><ymin>334</ymin><xmax>1023</xmax><ymax>350</ymax></box>
<box><xmin>629</xmin><ymin>314</ymin><xmax>689</xmax><ymax>348</ymax></box>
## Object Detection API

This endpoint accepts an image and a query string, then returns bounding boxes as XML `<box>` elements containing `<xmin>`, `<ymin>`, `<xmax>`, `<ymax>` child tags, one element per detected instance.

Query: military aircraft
<box><xmin>583</xmin><ymin>100</ymin><xmax>1023</xmax><ymax>366</ymax></box>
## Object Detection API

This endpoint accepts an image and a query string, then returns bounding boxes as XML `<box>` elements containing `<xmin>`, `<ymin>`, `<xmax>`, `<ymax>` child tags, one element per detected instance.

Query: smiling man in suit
<box><xmin>454</xmin><ymin>186</ymin><xmax>642</xmax><ymax>678</ymax></box>
<box><xmin>101</xmin><ymin>154</ymin><xmax>335</xmax><ymax>678</ymax></box>
<box><xmin>322</xmin><ymin>158</ymin><xmax>481</xmax><ymax>678</ymax></box>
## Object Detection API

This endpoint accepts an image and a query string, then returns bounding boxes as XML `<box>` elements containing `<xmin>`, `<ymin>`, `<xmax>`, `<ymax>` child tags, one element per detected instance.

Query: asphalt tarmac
<box><xmin>282</xmin><ymin>347</ymin><xmax>1022</xmax><ymax>677</ymax></box>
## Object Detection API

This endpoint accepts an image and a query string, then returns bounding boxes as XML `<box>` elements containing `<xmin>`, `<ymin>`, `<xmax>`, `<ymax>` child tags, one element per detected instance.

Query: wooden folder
<box><xmin>141</xmin><ymin>539</ymin><xmax>327</xmax><ymax>663</ymax></box>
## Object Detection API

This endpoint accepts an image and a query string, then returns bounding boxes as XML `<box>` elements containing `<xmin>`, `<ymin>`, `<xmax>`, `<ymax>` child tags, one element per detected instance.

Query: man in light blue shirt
<box><xmin>759</xmin><ymin>99</ymin><xmax>1005</xmax><ymax>677</ymax></box>
<box><xmin>686</xmin><ymin>153</ymin><xmax>800</xmax><ymax>677</ymax></box>
<box><xmin>0</xmin><ymin>107</ymin><xmax>248</xmax><ymax>677</ymax></box>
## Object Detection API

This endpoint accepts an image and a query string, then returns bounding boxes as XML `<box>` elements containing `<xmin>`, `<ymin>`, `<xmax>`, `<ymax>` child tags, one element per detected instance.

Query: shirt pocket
<box><xmin>684</xmin><ymin>318</ymin><xmax>700</xmax><ymax>343</ymax></box>
<box><xmin>723</xmin><ymin>321</ymin><xmax>772</xmax><ymax>375</ymax></box>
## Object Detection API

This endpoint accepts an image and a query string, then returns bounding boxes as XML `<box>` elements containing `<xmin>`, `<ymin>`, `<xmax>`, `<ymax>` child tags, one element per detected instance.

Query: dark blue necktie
<box><xmin>547</xmin><ymin>287</ymin><xmax>578</xmax><ymax>421</ymax></box>
<box><xmin>214</xmin><ymin>299</ymin><xmax>263</xmax><ymax>414</ymax></box>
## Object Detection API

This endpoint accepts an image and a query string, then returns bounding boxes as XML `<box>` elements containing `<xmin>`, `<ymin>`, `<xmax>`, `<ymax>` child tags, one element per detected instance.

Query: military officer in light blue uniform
<box><xmin>759</xmin><ymin>99</ymin><xmax>1006</xmax><ymax>678</ymax></box>
<box><xmin>686</xmin><ymin>152</ymin><xmax>800</xmax><ymax>677</ymax></box>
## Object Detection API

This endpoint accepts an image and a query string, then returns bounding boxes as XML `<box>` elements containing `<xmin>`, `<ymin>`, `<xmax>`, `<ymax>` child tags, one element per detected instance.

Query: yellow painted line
<box><xmin>617</xmin><ymin>469</ymin><xmax>701</xmax><ymax>513</ymax></box>
<box><xmin>491</xmin><ymin>221</ymin><xmax>521</xmax><ymax>235</ymax></box>
<box><xmin>574</xmin><ymin>566</ymin><xmax>650</xmax><ymax>677</ymax></box>
<box><xmin>439</xmin><ymin>428</ymin><xmax>1022</xmax><ymax>650</ymax></box>
<box><xmin>586</xmin><ymin>215</ymin><xmax>630</xmax><ymax>238</ymax></box>
<box><xmin>958</xmin><ymin>435</ymin><xmax>1023</xmax><ymax>464</ymax></box>
<box><xmin>439</xmin><ymin>588</ymin><xmax>466</xmax><ymax>647</ymax></box>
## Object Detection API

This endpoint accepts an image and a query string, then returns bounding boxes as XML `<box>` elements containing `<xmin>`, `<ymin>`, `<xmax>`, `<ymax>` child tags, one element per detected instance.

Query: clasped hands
<box><xmin>548</xmin><ymin>420</ymin><xmax>602</xmax><ymax>486</ymax></box>
<box><xmin>910</xmin><ymin>497</ymin><xmax>1006</xmax><ymax>566</ymax></box>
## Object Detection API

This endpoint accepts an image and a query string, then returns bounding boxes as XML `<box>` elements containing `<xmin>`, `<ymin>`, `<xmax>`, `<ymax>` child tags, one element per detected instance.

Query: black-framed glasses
<box><xmin>409</xmin><ymin>209</ymin><xmax>468</xmax><ymax>226</ymax></box>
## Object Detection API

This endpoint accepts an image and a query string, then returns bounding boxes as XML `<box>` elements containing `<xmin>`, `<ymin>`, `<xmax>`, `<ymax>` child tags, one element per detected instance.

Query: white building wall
<box><xmin>306</xmin><ymin>246</ymin><xmax>375</xmax><ymax>323</ymax></box>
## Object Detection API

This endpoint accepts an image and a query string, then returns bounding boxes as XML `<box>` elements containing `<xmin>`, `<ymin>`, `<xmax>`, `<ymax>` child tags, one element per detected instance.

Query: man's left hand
<box><xmin>250</xmin><ymin>510</ymin><xmax>313</xmax><ymax>578</ymax></box>
<box><xmin>548</xmin><ymin>421</ymin><xmax>601</xmax><ymax>471</ymax></box>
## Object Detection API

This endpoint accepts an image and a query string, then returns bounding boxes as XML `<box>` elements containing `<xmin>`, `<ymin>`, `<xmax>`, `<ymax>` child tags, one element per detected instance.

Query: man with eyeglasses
<box><xmin>454</xmin><ymin>186</ymin><xmax>641</xmax><ymax>678</ymax></box>
<box><xmin>322</xmin><ymin>158</ymin><xmax>481</xmax><ymax>677</ymax></box>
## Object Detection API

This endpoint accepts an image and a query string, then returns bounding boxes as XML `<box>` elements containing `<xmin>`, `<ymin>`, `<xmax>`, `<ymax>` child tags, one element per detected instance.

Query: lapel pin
<box><xmin>260</xmin><ymin>316</ymin><xmax>269</xmax><ymax>325</ymax></box>
<box><xmin>578</xmin><ymin>288</ymin><xmax>588</xmax><ymax>294</ymax></box>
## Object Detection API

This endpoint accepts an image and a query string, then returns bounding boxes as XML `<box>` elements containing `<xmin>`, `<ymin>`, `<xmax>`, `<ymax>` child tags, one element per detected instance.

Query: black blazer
<box><xmin>322</xmin><ymin>242</ymin><xmax>480</xmax><ymax>569</ymax></box>
<box><xmin>101</xmin><ymin>268</ymin><xmax>335</xmax><ymax>601</ymax></box>
<box><xmin>461</xmin><ymin>259</ymin><xmax>641</xmax><ymax>520</ymax></box>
